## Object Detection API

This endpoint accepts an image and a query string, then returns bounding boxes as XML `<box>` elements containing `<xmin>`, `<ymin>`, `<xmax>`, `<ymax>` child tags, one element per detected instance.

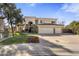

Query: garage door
<box><xmin>55</xmin><ymin>28</ymin><xmax>62</xmax><ymax>34</ymax></box>
<box><xmin>38</xmin><ymin>28</ymin><xmax>54</xmax><ymax>34</ymax></box>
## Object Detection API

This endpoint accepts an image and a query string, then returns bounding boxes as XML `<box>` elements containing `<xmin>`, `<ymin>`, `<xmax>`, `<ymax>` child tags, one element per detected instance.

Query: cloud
<box><xmin>61</xmin><ymin>3</ymin><xmax>79</xmax><ymax>18</ymax></box>
<box><xmin>61</xmin><ymin>4</ymin><xmax>68</xmax><ymax>10</ymax></box>
<box><xmin>61</xmin><ymin>3</ymin><xmax>79</xmax><ymax>13</ymax></box>
<box><xmin>27</xmin><ymin>3</ymin><xmax>36</xmax><ymax>7</ymax></box>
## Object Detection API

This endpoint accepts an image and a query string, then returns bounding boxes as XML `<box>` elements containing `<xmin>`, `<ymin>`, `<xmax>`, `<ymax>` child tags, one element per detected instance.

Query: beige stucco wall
<box><xmin>25</xmin><ymin>17</ymin><xmax>36</xmax><ymax>24</ymax></box>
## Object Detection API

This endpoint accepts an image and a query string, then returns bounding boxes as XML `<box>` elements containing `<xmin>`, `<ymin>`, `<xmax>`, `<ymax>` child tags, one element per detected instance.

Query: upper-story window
<box><xmin>51</xmin><ymin>21</ymin><xmax>55</xmax><ymax>24</ymax></box>
<box><xmin>40</xmin><ymin>20</ymin><xmax>42</xmax><ymax>24</ymax></box>
<box><xmin>35</xmin><ymin>20</ymin><xmax>38</xmax><ymax>24</ymax></box>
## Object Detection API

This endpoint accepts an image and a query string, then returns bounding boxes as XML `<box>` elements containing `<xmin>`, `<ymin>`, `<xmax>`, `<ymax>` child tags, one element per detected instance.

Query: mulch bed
<box><xmin>27</xmin><ymin>36</ymin><xmax>39</xmax><ymax>43</ymax></box>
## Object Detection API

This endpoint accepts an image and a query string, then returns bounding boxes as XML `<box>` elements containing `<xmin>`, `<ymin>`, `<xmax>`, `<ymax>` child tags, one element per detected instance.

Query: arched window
<box><xmin>28</xmin><ymin>21</ymin><xmax>33</xmax><ymax>26</ymax></box>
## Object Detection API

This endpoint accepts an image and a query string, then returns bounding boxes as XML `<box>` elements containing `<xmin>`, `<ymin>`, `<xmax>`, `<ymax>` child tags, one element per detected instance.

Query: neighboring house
<box><xmin>23</xmin><ymin>16</ymin><xmax>64</xmax><ymax>34</ymax></box>
<box><xmin>0</xmin><ymin>16</ymin><xmax>5</xmax><ymax>39</ymax></box>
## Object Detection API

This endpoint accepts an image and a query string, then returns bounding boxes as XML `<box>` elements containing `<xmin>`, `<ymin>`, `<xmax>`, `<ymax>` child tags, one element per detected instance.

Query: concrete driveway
<box><xmin>39</xmin><ymin>35</ymin><xmax>79</xmax><ymax>56</ymax></box>
<box><xmin>0</xmin><ymin>35</ymin><xmax>79</xmax><ymax>56</ymax></box>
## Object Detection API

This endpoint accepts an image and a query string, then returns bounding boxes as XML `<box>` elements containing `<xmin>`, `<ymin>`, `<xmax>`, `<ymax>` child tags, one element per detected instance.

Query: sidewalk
<box><xmin>0</xmin><ymin>36</ymin><xmax>12</xmax><ymax>42</ymax></box>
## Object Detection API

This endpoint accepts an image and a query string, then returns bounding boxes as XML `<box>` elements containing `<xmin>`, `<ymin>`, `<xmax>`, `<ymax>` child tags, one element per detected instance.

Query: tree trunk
<box><xmin>10</xmin><ymin>20</ymin><xmax>14</xmax><ymax>37</ymax></box>
<box><xmin>11</xmin><ymin>24</ymin><xmax>14</xmax><ymax>37</ymax></box>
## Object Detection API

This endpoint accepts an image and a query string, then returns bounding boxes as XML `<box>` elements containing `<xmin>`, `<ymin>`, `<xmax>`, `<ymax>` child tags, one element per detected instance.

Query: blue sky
<box><xmin>16</xmin><ymin>3</ymin><xmax>79</xmax><ymax>25</ymax></box>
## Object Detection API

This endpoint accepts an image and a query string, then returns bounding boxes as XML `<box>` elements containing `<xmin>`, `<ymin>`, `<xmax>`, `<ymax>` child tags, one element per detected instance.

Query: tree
<box><xmin>0</xmin><ymin>3</ymin><xmax>23</xmax><ymax>37</ymax></box>
<box><xmin>65</xmin><ymin>21</ymin><xmax>79</xmax><ymax>34</ymax></box>
<box><xmin>13</xmin><ymin>9</ymin><xmax>24</xmax><ymax>32</ymax></box>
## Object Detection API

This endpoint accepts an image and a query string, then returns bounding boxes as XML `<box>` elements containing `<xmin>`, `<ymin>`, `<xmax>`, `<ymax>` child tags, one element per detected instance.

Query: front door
<box><xmin>53</xmin><ymin>28</ymin><xmax>55</xmax><ymax>34</ymax></box>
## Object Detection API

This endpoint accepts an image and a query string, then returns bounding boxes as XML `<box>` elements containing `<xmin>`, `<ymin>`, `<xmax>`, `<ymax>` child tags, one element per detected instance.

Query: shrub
<box><xmin>14</xmin><ymin>32</ymin><xmax>20</xmax><ymax>36</ymax></box>
<box><xmin>76</xmin><ymin>30</ymin><xmax>79</xmax><ymax>35</ymax></box>
<box><xmin>65</xmin><ymin>21</ymin><xmax>79</xmax><ymax>34</ymax></box>
<box><xmin>63</xmin><ymin>28</ymin><xmax>73</xmax><ymax>33</ymax></box>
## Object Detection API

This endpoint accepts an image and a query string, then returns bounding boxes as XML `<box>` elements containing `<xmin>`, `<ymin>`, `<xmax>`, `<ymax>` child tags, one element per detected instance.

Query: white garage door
<box><xmin>55</xmin><ymin>28</ymin><xmax>62</xmax><ymax>34</ymax></box>
<box><xmin>38</xmin><ymin>28</ymin><xmax>54</xmax><ymax>34</ymax></box>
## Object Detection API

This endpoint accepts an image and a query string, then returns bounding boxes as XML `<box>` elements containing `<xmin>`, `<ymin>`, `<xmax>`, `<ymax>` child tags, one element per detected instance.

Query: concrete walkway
<box><xmin>0</xmin><ymin>35</ymin><xmax>79</xmax><ymax>56</ymax></box>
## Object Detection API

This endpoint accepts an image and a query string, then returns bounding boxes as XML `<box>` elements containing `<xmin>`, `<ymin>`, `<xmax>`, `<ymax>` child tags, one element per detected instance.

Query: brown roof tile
<box><xmin>38</xmin><ymin>23</ymin><xmax>64</xmax><ymax>26</ymax></box>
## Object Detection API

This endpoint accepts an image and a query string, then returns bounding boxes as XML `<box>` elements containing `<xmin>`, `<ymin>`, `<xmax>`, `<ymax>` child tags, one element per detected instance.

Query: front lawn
<box><xmin>0</xmin><ymin>33</ymin><xmax>39</xmax><ymax>45</ymax></box>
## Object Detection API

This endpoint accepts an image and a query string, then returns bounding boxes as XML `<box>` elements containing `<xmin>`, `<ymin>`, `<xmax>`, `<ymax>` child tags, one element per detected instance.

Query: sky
<box><xmin>16</xmin><ymin>3</ymin><xmax>79</xmax><ymax>25</ymax></box>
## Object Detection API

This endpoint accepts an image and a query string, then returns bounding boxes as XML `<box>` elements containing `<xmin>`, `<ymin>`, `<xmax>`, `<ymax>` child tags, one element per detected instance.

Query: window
<box><xmin>40</xmin><ymin>20</ymin><xmax>42</xmax><ymax>24</ymax></box>
<box><xmin>51</xmin><ymin>21</ymin><xmax>55</xmax><ymax>24</ymax></box>
<box><xmin>35</xmin><ymin>20</ymin><xmax>38</xmax><ymax>24</ymax></box>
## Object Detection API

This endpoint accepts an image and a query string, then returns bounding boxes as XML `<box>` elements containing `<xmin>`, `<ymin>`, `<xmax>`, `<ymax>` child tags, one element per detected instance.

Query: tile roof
<box><xmin>37</xmin><ymin>23</ymin><xmax>64</xmax><ymax>26</ymax></box>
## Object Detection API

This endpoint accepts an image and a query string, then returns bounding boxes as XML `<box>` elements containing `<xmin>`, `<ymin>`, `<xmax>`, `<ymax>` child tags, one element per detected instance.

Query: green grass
<box><xmin>0</xmin><ymin>33</ymin><xmax>29</xmax><ymax>45</ymax></box>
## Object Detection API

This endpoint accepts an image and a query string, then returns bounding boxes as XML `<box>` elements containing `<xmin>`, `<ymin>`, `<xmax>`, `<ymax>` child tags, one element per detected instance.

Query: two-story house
<box><xmin>0</xmin><ymin>15</ymin><xmax>63</xmax><ymax>37</ymax></box>
<box><xmin>23</xmin><ymin>16</ymin><xmax>64</xmax><ymax>34</ymax></box>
